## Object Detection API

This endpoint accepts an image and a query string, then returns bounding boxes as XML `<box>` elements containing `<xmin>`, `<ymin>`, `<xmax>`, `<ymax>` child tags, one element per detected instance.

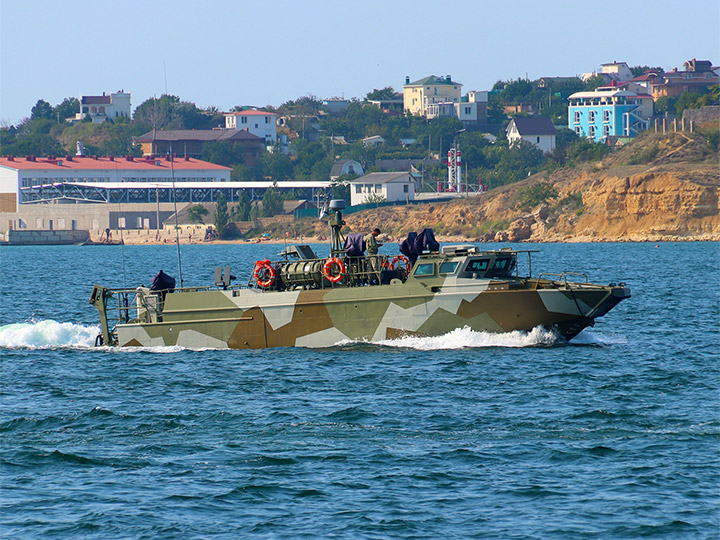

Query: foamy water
<box><xmin>374</xmin><ymin>325</ymin><xmax>560</xmax><ymax>350</ymax></box>
<box><xmin>0</xmin><ymin>319</ymin><xmax>610</xmax><ymax>351</ymax></box>
<box><xmin>0</xmin><ymin>320</ymin><xmax>99</xmax><ymax>349</ymax></box>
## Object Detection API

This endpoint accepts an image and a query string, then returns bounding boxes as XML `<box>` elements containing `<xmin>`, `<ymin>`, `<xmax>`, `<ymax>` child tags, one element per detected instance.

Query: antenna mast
<box><xmin>170</xmin><ymin>142</ymin><xmax>184</xmax><ymax>287</ymax></box>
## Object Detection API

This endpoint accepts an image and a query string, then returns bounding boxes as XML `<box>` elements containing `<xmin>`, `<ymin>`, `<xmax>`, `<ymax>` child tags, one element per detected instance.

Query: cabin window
<box><xmin>439</xmin><ymin>261</ymin><xmax>458</xmax><ymax>274</ymax></box>
<box><xmin>487</xmin><ymin>257</ymin><xmax>515</xmax><ymax>278</ymax></box>
<box><xmin>466</xmin><ymin>259</ymin><xmax>489</xmax><ymax>272</ymax></box>
<box><xmin>414</xmin><ymin>263</ymin><xmax>435</xmax><ymax>277</ymax></box>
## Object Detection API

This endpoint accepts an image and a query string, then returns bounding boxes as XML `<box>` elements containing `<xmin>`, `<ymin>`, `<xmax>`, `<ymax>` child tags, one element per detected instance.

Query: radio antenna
<box><xmin>170</xmin><ymin>142</ymin><xmax>184</xmax><ymax>287</ymax></box>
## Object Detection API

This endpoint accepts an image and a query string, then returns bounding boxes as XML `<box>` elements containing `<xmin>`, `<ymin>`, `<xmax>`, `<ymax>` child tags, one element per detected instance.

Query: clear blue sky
<box><xmin>1</xmin><ymin>0</ymin><xmax>718</xmax><ymax>125</ymax></box>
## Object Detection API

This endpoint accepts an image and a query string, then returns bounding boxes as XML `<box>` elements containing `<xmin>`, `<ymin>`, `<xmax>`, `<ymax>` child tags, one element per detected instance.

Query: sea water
<box><xmin>1</xmin><ymin>242</ymin><xmax>718</xmax><ymax>539</ymax></box>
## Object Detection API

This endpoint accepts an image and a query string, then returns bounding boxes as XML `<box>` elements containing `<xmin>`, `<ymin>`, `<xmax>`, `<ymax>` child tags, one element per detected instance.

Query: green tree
<box><xmin>583</xmin><ymin>74</ymin><xmax>606</xmax><ymax>91</ymax></box>
<box><xmin>292</xmin><ymin>140</ymin><xmax>327</xmax><ymax>178</ymax></box>
<box><xmin>261</xmin><ymin>187</ymin><xmax>283</xmax><ymax>217</ymax></box>
<box><xmin>0</xmin><ymin>133</ymin><xmax>64</xmax><ymax>156</ymax></box>
<box><xmin>278</xmin><ymin>95</ymin><xmax>322</xmax><ymax>116</ymax></box>
<box><xmin>232</xmin><ymin>164</ymin><xmax>261</xmax><ymax>182</ymax></box>
<box><xmin>231</xmin><ymin>190</ymin><xmax>251</xmax><ymax>221</ymax></box>
<box><xmin>259</xmin><ymin>151</ymin><xmax>293</xmax><ymax>180</ymax></box>
<box><xmin>31</xmin><ymin>99</ymin><xmax>54</xmax><ymax>120</ymax></box>
<box><xmin>213</xmin><ymin>192</ymin><xmax>230</xmax><ymax>237</ymax></box>
<box><xmin>249</xmin><ymin>203</ymin><xmax>259</xmax><ymax>221</ymax></box>
<box><xmin>55</xmin><ymin>97</ymin><xmax>80</xmax><ymax>121</ymax></box>
<box><xmin>201</xmin><ymin>140</ymin><xmax>244</xmax><ymax>167</ymax></box>
<box><xmin>365</xmin><ymin>87</ymin><xmax>399</xmax><ymax>101</ymax></box>
<box><xmin>187</xmin><ymin>205</ymin><xmax>208</xmax><ymax>224</ymax></box>
<box><xmin>629</xmin><ymin>65</ymin><xmax>663</xmax><ymax>77</ymax></box>
<box><xmin>517</xmin><ymin>182</ymin><xmax>558</xmax><ymax>209</ymax></box>
<box><xmin>654</xmin><ymin>95</ymin><xmax>677</xmax><ymax>115</ymax></box>
<box><xmin>133</xmin><ymin>94</ymin><xmax>210</xmax><ymax>130</ymax></box>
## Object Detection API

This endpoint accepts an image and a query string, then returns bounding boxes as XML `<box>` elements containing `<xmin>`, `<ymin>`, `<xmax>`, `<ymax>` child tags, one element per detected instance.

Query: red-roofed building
<box><xmin>0</xmin><ymin>155</ymin><xmax>230</xmax><ymax>212</ymax></box>
<box><xmin>224</xmin><ymin>110</ymin><xmax>278</xmax><ymax>143</ymax></box>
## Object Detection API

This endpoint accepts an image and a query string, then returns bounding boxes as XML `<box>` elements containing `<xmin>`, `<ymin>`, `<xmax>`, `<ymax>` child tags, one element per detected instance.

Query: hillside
<box><xmin>286</xmin><ymin>131</ymin><xmax>719</xmax><ymax>243</ymax></box>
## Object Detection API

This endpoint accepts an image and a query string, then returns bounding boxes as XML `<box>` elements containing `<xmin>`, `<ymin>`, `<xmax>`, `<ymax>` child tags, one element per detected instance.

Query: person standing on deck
<box><xmin>364</xmin><ymin>228</ymin><xmax>383</xmax><ymax>283</ymax></box>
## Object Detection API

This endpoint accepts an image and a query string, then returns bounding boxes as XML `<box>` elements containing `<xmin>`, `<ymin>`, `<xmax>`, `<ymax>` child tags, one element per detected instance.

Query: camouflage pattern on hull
<box><xmin>109</xmin><ymin>280</ymin><xmax>629</xmax><ymax>349</ymax></box>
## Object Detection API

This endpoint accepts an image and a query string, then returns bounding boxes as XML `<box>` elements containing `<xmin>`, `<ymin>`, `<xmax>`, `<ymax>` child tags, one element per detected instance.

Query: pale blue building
<box><xmin>568</xmin><ymin>85</ymin><xmax>653</xmax><ymax>142</ymax></box>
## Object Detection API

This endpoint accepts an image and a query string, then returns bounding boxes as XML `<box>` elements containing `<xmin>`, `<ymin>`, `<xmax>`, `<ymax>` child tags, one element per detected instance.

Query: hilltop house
<box><xmin>649</xmin><ymin>59</ymin><xmax>718</xmax><ymax>99</ymax></box>
<box><xmin>349</xmin><ymin>172</ymin><xmax>415</xmax><ymax>206</ymax></box>
<box><xmin>403</xmin><ymin>75</ymin><xmax>462</xmax><ymax>116</ymax></box>
<box><xmin>568</xmin><ymin>83</ymin><xmax>653</xmax><ymax>142</ymax></box>
<box><xmin>329</xmin><ymin>159</ymin><xmax>363</xmax><ymax>180</ymax></box>
<box><xmin>73</xmin><ymin>91</ymin><xmax>131</xmax><ymax>123</ymax></box>
<box><xmin>362</xmin><ymin>135</ymin><xmax>385</xmax><ymax>147</ymax></box>
<box><xmin>322</xmin><ymin>98</ymin><xmax>350</xmax><ymax>114</ymax></box>
<box><xmin>506</xmin><ymin>117</ymin><xmax>557</xmax><ymax>154</ymax></box>
<box><xmin>582</xmin><ymin>61</ymin><xmax>634</xmax><ymax>84</ymax></box>
<box><xmin>224</xmin><ymin>110</ymin><xmax>278</xmax><ymax>143</ymax></box>
<box><xmin>134</xmin><ymin>129</ymin><xmax>264</xmax><ymax>165</ymax></box>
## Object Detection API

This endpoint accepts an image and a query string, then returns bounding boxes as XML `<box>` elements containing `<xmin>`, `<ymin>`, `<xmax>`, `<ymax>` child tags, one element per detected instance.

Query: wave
<box><xmin>373</xmin><ymin>325</ymin><xmax>559</xmax><ymax>350</ymax></box>
<box><xmin>571</xmin><ymin>328</ymin><xmax>628</xmax><ymax>346</ymax></box>
<box><xmin>0</xmin><ymin>320</ymin><xmax>99</xmax><ymax>349</ymax></box>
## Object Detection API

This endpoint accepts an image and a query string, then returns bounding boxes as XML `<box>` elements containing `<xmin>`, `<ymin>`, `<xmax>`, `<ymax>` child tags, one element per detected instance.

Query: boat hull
<box><xmin>114</xmin><ymin>282</ymin><xmax>630</xmax><ymax>348</ymax></box>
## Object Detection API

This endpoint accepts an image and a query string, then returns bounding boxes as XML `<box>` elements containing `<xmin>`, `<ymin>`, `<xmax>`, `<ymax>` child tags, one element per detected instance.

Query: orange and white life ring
<box><xmin>323</xmin><ymin>257</ymin><xmax>345</xmax><ymax>283</ymax></box>
<box><xmin>254</xmin><ymin>260</ymin><xmax>276</xmax><ymax>288</ymax></box>
<box><xmin>389</xmin><ymin>255</ymin><xmax>410</xmax><ymax>274</ymax></box>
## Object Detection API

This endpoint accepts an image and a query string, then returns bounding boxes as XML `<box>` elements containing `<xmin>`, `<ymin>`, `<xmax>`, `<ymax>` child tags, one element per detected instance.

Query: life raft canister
<box><xmin>254</xmin><ymin>260</ymin><xmax>276</xmax><ymax>288</ymax></box>
<box><xmin>323</xmin><ymin>257</ymin><xmax>345</xmax><ymax>283</ymax></box>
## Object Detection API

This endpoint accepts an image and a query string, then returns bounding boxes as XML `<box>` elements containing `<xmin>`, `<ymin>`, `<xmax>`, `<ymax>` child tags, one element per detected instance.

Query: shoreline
<box><xmin>88</xmin><ymin>233</ymin><xmax>719</xmax><ymax>246</ymax></box>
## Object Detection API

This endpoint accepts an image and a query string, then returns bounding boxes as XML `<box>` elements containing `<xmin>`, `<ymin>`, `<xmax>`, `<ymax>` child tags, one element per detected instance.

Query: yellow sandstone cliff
<box><xmin>339</xmin><ymin>131</ymin><xmax>720</xmax><ymax>243</ymax></box>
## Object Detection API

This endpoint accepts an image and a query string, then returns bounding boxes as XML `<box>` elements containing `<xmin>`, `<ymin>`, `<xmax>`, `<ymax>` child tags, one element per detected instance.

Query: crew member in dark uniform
<box><xmin>364</xmin><ymin>228</ymin><xmax>383</xmax><ymax>283</ymax></box>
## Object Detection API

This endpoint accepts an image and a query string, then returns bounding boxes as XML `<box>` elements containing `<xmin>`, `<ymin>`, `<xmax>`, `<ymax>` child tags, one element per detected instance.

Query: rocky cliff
<box><xmin>331</xmin><ymin>131</ymin><xmax>719</xmax><ymax>243</ymax></box>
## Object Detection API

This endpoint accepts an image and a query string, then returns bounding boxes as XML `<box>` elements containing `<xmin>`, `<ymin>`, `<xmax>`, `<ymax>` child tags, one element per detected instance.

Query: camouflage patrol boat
<box><xmin>90</xmin><ymin>200</ymin><xmax>630</xmax><ymax>349</ymax></box>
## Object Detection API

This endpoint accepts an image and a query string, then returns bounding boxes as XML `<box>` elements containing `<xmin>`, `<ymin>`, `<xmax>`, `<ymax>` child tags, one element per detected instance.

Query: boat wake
<box><xmin>0</xmin><ymin>320</ymin><xmax>622</xmax><ymax>352</ymax></box>
<box><xmin>0</xmin><ymin>320</ymin><xmax>99</xmax><ymax>349</ymax></box>
<box><xmin>364</xmin><ymin>326</ymin><xmax>560</xmax><ymax>350</ymax></box>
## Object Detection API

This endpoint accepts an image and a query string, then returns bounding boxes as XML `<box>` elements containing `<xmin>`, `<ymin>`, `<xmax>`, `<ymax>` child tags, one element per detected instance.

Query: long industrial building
<box><xmin>0</xmin><ymin>155</ymin><xmax>331</xmax><ymax>234</ymax></box>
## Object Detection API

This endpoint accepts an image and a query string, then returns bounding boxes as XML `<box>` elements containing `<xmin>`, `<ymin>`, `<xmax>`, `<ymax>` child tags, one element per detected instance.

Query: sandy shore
<box><xmin>90</xmin><ymin>227</ymin><xmax>717</xmax><ymax>246</ymax></box>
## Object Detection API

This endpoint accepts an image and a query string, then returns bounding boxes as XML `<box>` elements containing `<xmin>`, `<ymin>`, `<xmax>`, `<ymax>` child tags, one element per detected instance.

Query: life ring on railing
<box><xmin>253</xmin><ymin>260</ymin><xmax>276</xmax><ymax>288</ymax></box>
<box><xmin>389</xmin><ymin>255</ymin><xmax>410</xmax><ymax>275</ymax></box>
<box><xmin>323</xmin><ymin>257</ymin><xmax>345</xmax><ymax>283</ymax></box>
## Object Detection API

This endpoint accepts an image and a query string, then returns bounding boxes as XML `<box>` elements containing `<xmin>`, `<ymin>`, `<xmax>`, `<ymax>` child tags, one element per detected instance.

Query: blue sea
<box><xmin>1</xmin><ymin>241</ymin><xmax>718</xmax><ymax>539</ymax></box>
